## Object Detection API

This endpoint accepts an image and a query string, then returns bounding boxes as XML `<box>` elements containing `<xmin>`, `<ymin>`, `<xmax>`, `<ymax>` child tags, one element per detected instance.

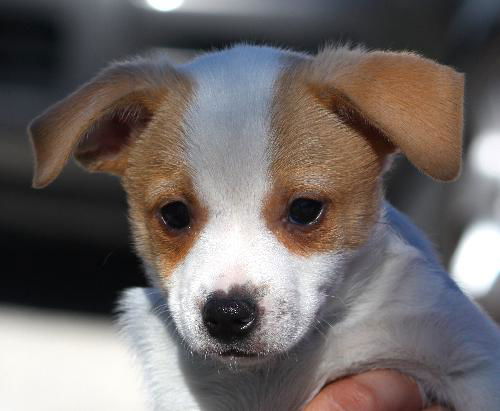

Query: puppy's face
<box><xmin>29</xmin><ymin>46</ymin><xmax>463</xmax><ymax>361</ymax></box>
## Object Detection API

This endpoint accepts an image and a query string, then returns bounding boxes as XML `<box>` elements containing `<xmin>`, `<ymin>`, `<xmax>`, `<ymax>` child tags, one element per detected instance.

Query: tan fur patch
<box><xmin>266</xmin><ymin>59</ymin><xmax>390</xmax><ymax>256</ymax></box>
<box><xmin>123</xmin><ymin>74</ymin><xmax>208</xmax><ymax>280</ymax></box>
<box><xmin>266</xmin><ymin>47</ymin><xmax>463</xmax><ymax>256</ymax></box>
<box><xmin>29</xmin><ymin>56</ymin><xmax>205</xmax><ymax>280</ymax></box>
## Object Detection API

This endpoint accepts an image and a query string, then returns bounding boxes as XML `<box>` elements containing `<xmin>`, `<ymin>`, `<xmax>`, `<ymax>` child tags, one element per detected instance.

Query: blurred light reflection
<box><xmin>451</xmin><ymin>221</ymin><xmax>500</xmax><ymax>298</ymax></box>
<box><xmin>470</xmin><ymin>130</ymin><xmax>500</xmax><ymax>181</ymax></box>
<box><xmin>143</xmin><ymin>0</ymin><xmax>184</xmax><ymax>12</ymax></box>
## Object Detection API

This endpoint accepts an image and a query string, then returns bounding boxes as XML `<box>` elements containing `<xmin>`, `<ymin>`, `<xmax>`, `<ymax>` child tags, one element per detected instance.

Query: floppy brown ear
<box><xmin>28</xmin><ymin>56</ymin><xmax>180</xmax><ymax>188</ymax></box>
<box><xmin>309</xmin><ymin>47</ymin><xmax>464</xmax><ymax>181</ymax></box>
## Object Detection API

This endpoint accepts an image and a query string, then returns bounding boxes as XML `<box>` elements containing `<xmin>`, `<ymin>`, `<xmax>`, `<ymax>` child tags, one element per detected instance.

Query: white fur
<box><xmin>118</xmin><ymin>46</ymin><xmax>500</xmax><ymax>410</ymax></box>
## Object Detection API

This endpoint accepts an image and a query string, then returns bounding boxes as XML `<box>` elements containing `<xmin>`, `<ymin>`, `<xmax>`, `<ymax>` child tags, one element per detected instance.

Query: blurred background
<box><xmin>1</xmin><ymin>0</ymin><xmax>500</xmax><ymax>409</ymax></box>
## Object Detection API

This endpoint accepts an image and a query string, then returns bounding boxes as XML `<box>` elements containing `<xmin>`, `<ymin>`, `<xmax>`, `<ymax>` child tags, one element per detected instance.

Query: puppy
<box><xmin>29</xmin><ymin>44</ymin><xmax>500</xmax><ymax>410</ymax></box>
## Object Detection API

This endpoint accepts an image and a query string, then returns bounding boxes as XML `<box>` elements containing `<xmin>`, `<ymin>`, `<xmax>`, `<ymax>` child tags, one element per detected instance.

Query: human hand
<box><xmin>304</xmin><ymin>370</ymin><xmax>447</xmax><ymax>411</ymax></box>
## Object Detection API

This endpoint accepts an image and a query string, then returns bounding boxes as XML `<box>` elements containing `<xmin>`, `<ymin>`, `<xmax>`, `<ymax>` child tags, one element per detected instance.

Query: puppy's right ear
<box><xmin>29</xmin><ymin>56</ymin><xmax>185</xmax><ymax>188</ymax></box>
<box><xmin>307</xmin><ymin>47</ymin><xmax>464</xmax><ymax>181</ymax></box>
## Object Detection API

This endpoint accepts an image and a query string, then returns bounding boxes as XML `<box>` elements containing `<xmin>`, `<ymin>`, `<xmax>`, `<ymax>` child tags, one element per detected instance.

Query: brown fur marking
<box><xmin>265</xmin><ymin>47</ymin><xmax>463</xmax><ymax>256</ymax></box>
<box><xmin>29</xmin><ymin>57</ymin><xmax>205</xmax><ymax>280</ymax></box>
<box><xmin>123</xmin><ymin>73</ymin><xmax>208</xmax><ymax>281</ymax></box>
<box><xmin>266</xmin><ymin>59</ymin><xmax>389</xmax><ymax>256</ymax></box>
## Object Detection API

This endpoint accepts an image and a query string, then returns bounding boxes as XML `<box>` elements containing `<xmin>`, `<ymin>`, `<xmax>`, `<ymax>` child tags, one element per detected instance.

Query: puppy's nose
<box><xmin>202</xmin><ymin>296</ymin><xmax>257</xmax><ymax>342</ymax></box>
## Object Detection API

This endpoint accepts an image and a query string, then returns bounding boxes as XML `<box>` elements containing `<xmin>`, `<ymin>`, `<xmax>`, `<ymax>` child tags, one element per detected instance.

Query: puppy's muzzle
<box><xmin>202</xmin><ymin>294</ymin><xmax>257</xmax><ymax>343</ymax></box>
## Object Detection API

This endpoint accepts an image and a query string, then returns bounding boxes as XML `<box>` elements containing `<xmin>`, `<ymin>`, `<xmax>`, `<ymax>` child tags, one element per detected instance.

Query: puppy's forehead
<box><xmin>181</xmin><ymin>46</ymin><xmax>290</xmax><ymax>208</ymax></box>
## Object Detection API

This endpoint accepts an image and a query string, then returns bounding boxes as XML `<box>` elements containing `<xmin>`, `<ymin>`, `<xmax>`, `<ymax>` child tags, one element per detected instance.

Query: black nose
<box><xmin>202</xmin><ymin>296</ymin><xmax>257</xmax><ymax>342</ymax></box>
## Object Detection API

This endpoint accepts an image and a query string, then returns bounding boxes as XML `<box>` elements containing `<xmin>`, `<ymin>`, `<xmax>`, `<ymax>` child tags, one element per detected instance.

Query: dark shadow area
<box><xmin>1</xmin><ymin>227</ymin><xmax>145</xmax><ymax>314</ymax></box>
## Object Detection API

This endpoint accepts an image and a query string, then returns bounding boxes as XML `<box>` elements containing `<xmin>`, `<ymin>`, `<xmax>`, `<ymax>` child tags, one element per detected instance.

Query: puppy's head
<box><xmin>29</xmin><ymin>45</ymin><xmax>463</xmax><ymax>362</ymax></box>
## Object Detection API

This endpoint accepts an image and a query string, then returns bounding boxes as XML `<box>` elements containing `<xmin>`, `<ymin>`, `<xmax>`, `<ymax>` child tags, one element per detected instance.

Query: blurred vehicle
<box><xmin>1</xmin><ymin>0</ymin><xmax>499</xmax><ymax>320</ymax></box>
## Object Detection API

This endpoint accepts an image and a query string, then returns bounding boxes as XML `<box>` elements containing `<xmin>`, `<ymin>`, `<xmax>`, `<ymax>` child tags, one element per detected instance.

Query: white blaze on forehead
<box><xmin>180</xmin><ymin>46</ymin><xmax>286</xmax><ymax>211</ymax></box>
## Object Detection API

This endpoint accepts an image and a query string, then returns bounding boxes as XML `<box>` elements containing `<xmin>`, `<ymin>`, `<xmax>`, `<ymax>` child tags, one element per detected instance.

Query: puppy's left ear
<box><xmin>309</xmin><ymin>47</ymin><xmax>464</xmax><ymax>181</ymax></box>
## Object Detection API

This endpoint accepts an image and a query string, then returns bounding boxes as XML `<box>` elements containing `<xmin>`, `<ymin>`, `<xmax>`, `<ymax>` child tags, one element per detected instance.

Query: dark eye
<box><xmin>288</xmin><ymin>198</ymin><xmax>324</xmax><ymax>226</ymax></box>
<box><xmin>160</xmin><ymin>201</ymin><xmax>191</xmax><ymax>230</ymax></box>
